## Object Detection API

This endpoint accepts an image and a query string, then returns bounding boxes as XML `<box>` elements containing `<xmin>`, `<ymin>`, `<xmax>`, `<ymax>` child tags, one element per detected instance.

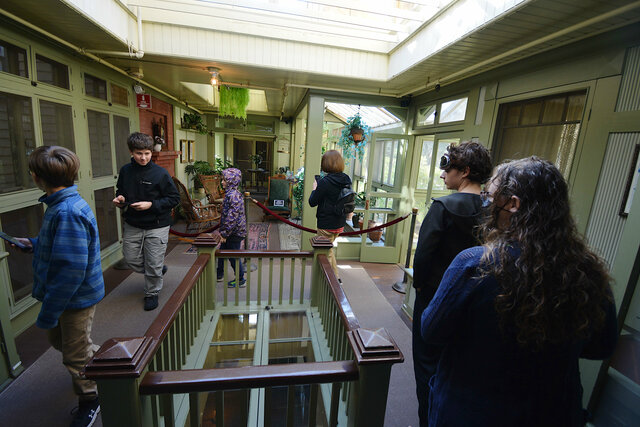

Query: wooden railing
<box><xmin>85</xmin><ymin>236</ymin><xmax>403</xmax><ymax>427</ymax></box>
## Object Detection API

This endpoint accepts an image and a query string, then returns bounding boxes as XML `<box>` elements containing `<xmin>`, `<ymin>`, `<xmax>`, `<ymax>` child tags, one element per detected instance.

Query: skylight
<box><xmin>325</xmin><ymin>102</ymin><xmax>401</xmax><ymax>128</ymax></box>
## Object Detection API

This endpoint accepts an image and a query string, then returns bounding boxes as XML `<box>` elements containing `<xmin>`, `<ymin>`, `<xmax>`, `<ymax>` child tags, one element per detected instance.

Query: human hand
<box><xmin>130</xmin><ymin>201</ymin><xmax>152</xmax><ymax>211</ymax></box>
<box><xmin>346</xmin><ymin>212</ymin><xmax>354</xmax><ymax>221</ymax></box>
<box><xmin>12</xmin><ymin>238</ymin><xmax>34</xmax><ymax>253</ymax></box>
<box><xmin>219</xmin><ymin>236</ymin><xmax>227</xmax><ymax>243</ymax></box>
<box><xmin>112</xmin><ymin>195</ymin><xmax>126</xmax><ymax>207</ymax></box>
<box><xmin>312</xmin><ymin>180</ymin><xmax>318</xmax><ymax>190</ymax></box>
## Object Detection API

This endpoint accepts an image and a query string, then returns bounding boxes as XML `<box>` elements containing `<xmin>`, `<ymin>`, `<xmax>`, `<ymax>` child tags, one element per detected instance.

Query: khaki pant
<box><xmin>46</xmin><ymin>305</ymin><xmax>99</xmax><ymax>401</ymax></box>
<box><xmin>317</xmin><ymin>229</ymin><xmax>340</xmax><ymax>279</ymax></box>
<box><xmin>123</xmin><ymin>223</ymin><xmax>170</xmax><ymax>296</ymax></box>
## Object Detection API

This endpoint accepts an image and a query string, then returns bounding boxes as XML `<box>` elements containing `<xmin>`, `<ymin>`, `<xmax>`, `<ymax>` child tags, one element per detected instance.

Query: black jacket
<box><xmin>308</xmin><ymin>172</ymin><xmax>352</xmax><ymax>230</ymax></box>
<box><xmin>116</xmin><ymin>159</ymin><xmax>180</xmax><ymax>229</ymax></box>
<box><xmin>412</xmin><ymin>192</ymin><xmax>483</xmax><ymax>299</ymax></box>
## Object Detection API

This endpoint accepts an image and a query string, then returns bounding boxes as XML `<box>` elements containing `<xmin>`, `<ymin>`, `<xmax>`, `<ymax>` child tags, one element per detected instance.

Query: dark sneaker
<box><xmin>70</xmin><ymin>398</ymin><xmax>100</xmax><ymax>427</ymax></box>
<box><xmin>144</xmin><ymin>295</ymin><xmax>159</xmax><ymax>311</ymax></box>
<box><xmin>217</xmin><ymin>275</ymin><xmax>223</xmax><ymax>282</ymax></box>
<box><xmin>228</xmin><ymin>279</ymin><xmax>246</xmax><ymax>288</ymax></box>
<box><xmin>162</xmin><ymin>265</ymin><xmax>168</xmax><ymax>275</ymax></box>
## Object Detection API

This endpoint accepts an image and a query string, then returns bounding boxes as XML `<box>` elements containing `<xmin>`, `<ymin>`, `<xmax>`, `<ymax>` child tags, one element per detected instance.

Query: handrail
<box><xmin>84</xmin><ymin>253</ymin><xmax>210</xmax><ymax>379</ymax></box>
<box><xmin>139</xmin><ymin>360</ymin><xmax>358</xmax><ymax>395</ymax></box>
<box><xmin>215</xmin><ymin>249</ymin><xmax>313</xmax><ymax>258</ymax></box>
<box><xmin>317</xmin><ymin>254</ymin><xmax>360</xmax><ymax>332</ymax></box>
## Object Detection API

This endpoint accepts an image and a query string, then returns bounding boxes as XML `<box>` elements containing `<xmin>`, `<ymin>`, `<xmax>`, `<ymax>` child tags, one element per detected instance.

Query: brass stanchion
<box><xmin>392</xmin><ymin>207</ymin><xmax>418</xmax><ymax>294</ymax></box>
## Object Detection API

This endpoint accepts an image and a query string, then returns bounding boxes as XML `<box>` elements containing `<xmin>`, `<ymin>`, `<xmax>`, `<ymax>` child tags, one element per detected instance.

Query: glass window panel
<box><xmin>113</xmin><ymin>115</ymin><xmax>131</xmax><ymax>170</ymax></box>
<box><xmin>566</xmin><ymin>94</ymin><xmax>586</xmax><ymax>121</ymax></box>
<box><xmin>204</xmin><ymin>343</ymin><xmax>255</xmax><ymax>369</ymax></box>
<box><xmin>0</xmin><ymin>40</ymin><xmax>28</xmax><ymax>77</ymax></box>
<box><xmin>0</xmin><ymin>92</ymin><xmax>36</xmax><ymax>193</ymax></box>
<box><xmin>35</xmin><ymin>54</ymin><xmax>69</xmax><ymax>89</ymax></box>
<box><xmin>87</xmin><ymin>110</ymin><xmax>112</xmax><ymax>177</ymax></box>
<box><xmin>85</xmin><ymin>73</ymin><xmax>107</xmax><ymax>100</ymax></box>
<box><xmin>383</xmin><ymin>141</ymin><xmax>393</xmax><ymax>185</ymax></box>
<box><xmin>268</xmin><ymin>341</ymin><xmax>315</xmax><ymax>364</ymax></box>
<box><xmin>39</xmin><ymin>100</ymin><xmax>75</xmax><ymax>151</ymax></box>
<box><xmin>110</xmin><ymin>84</ymin><xmax>128</xmax><ymax>106</ymax></box>
<box><xmin>417</xmin><ymin>137</ymin><xmax>435</xmax><ymax>190</ymax></box>
<box><xmin>213</xmin><ymin>313</ymin><xmax>258</xmax><ymax>342</ymax></box>
<box><xmin>269</xmin><ymin>312</ymin><xmax>309</xmax><ymax>339</ymax></box>
<box><xmin>416</xmin><ymin>104</ymin><xmax>436</xmax><ymax>126</ymax></box>
<box><xmin>520</xmin><ymin>101</ymin><xmax>542</xmax><ymax>125</ymax></box>
<box><xmin>201</xmin><ymin>390</ymin><xmax>250</xmax><ymax>426</ymax></box>
<box><xmin>94</xmin><ymin>187</ymin><xmax>118</xmax><ymax>250</ymax></box>
<box><xmin>504</xmin><ymin>104</ymin><xmax>521</xmax><ymax>126</ymax></box>
<box><xmin>541</xmin><ymin>97</ymin><xmax>566</xmax><ymax>124</ymax></box>
<box><xmin>1</xmin><ymin>205</ymin><xmax>44</xmax><ymax>304</ymax></box>
<box><xmin>439</xmin><ymin>97</ymin><xmax>468</xmax><ymax>123</ymax></box>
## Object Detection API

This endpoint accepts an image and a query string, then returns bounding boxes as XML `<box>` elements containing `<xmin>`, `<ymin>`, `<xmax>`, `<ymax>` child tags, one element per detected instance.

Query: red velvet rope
<box><xmin>251</xmin><ymin>199</ymin><xmax>410</xmax><ymax>236</ymax></box>
<box><xmin>169</xmin><ymin>222</ymin><xmax>220</xmax><ymax>237</ymax></box>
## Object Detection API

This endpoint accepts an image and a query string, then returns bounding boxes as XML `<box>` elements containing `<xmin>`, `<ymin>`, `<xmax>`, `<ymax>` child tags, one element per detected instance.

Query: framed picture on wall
<box><xmin>179</xmin><ymin>139</ymin><xmax>191</xmax><ymax>163</ymax></box>
<box><xmin>188</xmin><ymin>140</ymin><xmax>195</xmax><ymax>163</ymax></box>
<box><xmin>620</xmin><ymin>144</ymin><xmax>640</xmax><ymax>217</ymax></box>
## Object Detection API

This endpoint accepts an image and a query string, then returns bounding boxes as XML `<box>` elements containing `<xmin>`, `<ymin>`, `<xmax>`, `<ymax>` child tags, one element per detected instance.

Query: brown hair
<box><xmin>127</xmin><ymin>132</ymin><xmax>154</xmax><ymax>151</ymax></box>
<box><xmin>447</xmin><ymin>141</ymin><xmax>492</xmax><ymax>184</ymax></box>
<box><xmin>321</xmin><ymin>150</ymin><xmax>345</xmax><ymax>174</ymax></box>
<box><xmin>28</xmin><ymin>146</ymin><xmax>79</xmax><ymax>188</ymax></box>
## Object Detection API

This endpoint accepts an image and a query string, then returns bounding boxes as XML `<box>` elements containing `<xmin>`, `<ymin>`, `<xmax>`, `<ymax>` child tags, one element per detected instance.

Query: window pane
<box><xmin>40</xmin><ymin>100</ymin><xmax>75</xmax><ymax>151</ymax></box>
<box><xmin>35</xmin><ymin>54</ymin><xmax>69</xmax><ymax>89</ymax></box>
<box><xmin>541</xmin><ymin>97</ymin><xmax>565</xmax><ymax>124</ymax></box>
<box><xmin>0</xmin><ymin>40</ymin><xmax>28</xmax><ymax>78</ymax></box>
<box><xmin>110</xmin><ymin>84</ymin><xmax>129</xmax><ymax>106</ymax></box>
<box><xmin>94</xmin><ymin>187</ymin><xmax>118</xmax><ymax>250</ymax></box>
<box><xmin>1</xmin><ymin>205</ymin><xmax>44</xmax><ymax>304</ymax></box>
<box><xmin>87</xmin><ymin>110</ymin><xmax>113</xmax><ymax>177</ymax></box>
<box><xmin>416</xmin><ymin>104</ymin><xmax>436</xmax><ymax>126</ymax></box>
<box><xmin>113</xmin><ymin>115</ymin><xmax>131</xmax><ymax>169</ymax></box>
<box><xmin>0</xmin><ymin>92</ymin><xmax>36</xmax><ymax>193</ymax></box>
<box><xmin>439</xmin><ymin>98</ymin><xmax>468</xmax><ymax>123</ymax></box>
<box><xmin>213</xmin><ymin>313</ymin><xmax>258</xmax><ymax>342</ymax></box>
<box><xmin>383</xmin><ymin>140</ymin><xmax>393</xmax><ymax>185</ymax></box>
<box><xmin>85</xmin><ymin>73</ymin><xmax>107</xmax><ymax>100</ymax></box>
<box><xmin>566</xmin><ymin>94</ymin><xmax>586</xmax><ymax>121</ymax></box>
<box><xmin>417</xmin><ymin>137</ymin><xmax>435</xmax><ymax>190</ymax></box>
<box><xmin>269</xmin><ymin>312</ymin><xmax>309</xmax><ymax>339</ymax></box>
<box><xmin>521</xmin><ymin>101</ymin><xmax>542</xmax><ymax>125</ymax></box>
<box><xmin>504</xmin><ymin>104</ymin><xmax>521</xmax><ymax>126</ymax></box>
<box><xmin>432</xmin><ymin>141</ymin><xmax>456</xmax><ymax>191</ymax></box>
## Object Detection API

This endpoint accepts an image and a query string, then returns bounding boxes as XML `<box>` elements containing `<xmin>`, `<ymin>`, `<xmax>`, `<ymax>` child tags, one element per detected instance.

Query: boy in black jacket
<box><xmin>112</xmin><ymin>132</ymin><xmax>179</xmax><ymax>311</ymax></box>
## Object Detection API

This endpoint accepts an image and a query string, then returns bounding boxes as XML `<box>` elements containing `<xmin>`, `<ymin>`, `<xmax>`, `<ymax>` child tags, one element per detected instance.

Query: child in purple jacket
<box><xmin>216</xmin><ymin>168</ymin><xmax>247</xmax><ymax>287</ymax></box>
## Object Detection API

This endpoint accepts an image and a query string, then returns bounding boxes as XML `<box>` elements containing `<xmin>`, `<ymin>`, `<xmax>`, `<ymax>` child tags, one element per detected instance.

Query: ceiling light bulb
<box><xmin>210</xmin><ymin>74</ymin><xmax>218</xmax><ymax>86</ymax></box>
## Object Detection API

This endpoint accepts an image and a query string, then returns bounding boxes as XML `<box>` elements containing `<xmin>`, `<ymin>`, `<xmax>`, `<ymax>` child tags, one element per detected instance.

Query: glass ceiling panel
<box><xmin>199</xmin><ymin>0</ymin><xmax>457</xmax><ymax>46</ymax></box>
<box><xmin>325</xmin><ymin>102</ymin><xmax>401</xmax><ymax>128</ymax></box>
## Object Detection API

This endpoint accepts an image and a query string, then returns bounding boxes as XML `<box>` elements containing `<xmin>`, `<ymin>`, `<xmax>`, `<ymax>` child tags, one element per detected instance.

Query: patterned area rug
<box><xmin>279</xmin><ymin>220</ymin><xmax>301</xmax><ymax>250</ymax></box>
<box><xmin>248</xmin><ymin>222</ymin><xmax>270</xmax><ymax>250</ymax></box>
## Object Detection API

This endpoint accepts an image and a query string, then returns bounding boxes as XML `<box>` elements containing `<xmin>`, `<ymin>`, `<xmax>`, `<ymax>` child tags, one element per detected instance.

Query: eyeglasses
<box><xmin>439</xmin><ymin>153</ymin><xmax>451</xmax><ymax>170</ymax></box>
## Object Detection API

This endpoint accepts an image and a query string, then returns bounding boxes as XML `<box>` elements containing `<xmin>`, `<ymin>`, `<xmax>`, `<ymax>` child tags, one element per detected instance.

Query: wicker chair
<box><xmin>172</xmin><ymin>177</ymin><xmax>220</xmax><ymax>233</ymax></box>
<box><xmin>198</xmin><ymin>174</ymin><xmax>225</xmax><ymax>208</ymax></box>
<box><xmin>263</xmin><ymin>176</ymin><xmax>292</xmax><ymax>221</ymax></box>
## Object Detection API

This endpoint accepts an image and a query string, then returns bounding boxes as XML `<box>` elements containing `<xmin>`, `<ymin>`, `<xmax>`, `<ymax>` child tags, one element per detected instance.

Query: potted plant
<box><xmin>219</xmin><ymin>86</ymin><xmax>250</xmax><ymax>119</ymax></box>
<box><xmin>248</xmin><ymin>153</ymin><xmax>263</xmax><ymax>169</ymax></box>
<box><xmin>182</xmin><ymin>113</ymin><xmax>208</xmax><ymax>135</ymax></box>
<box><xmin>337</xmin><ymin>113</ymin><xmax>370</xmax><ymax>162</ymax></box>
<box><xmin>184</xmin><ymin>160</ymin><xmax>215</xmax><ymax>189</ymax></box>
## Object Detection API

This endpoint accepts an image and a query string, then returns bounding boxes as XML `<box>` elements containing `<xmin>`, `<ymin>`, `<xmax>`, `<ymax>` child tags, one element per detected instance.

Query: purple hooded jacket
<box><xmin>219</xmin><ymin>168</ymin><xmax>247</xmax><ymax>239</ymax></box>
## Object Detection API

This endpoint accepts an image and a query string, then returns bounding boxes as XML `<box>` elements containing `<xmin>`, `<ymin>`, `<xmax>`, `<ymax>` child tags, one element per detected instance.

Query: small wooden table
<box><xmin>246</xmin><ymin>168</ymin><xmax>269</xmax><ymax>192</ymax></box>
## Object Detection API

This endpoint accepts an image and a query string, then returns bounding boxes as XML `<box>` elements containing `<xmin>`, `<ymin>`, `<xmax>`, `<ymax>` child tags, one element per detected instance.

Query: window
<box><xmin>1</xmin><ymin>205</ymin><xmax>44</xmax><ymax>305</ymax></box>
<box><xmin>84</xmin><ymin>73</ymin><xmax>107</xmax><ymax>100</ymax></box>
<box><xmin>0</xmin><ymin>39</ymin><xmax>28</xmax><ymax>78</ymax></box>
<box><xmin>415</xmin><ymin>96</ymin><xmax>468</xmax><ymax>127</ymax></box>
<box><xmin>372</xmin><ymin>138</ymin><xmax>404</xmax><ymax>188</ymax></box>
<box><xmin>35</xmin><ymin>54</ymin><xmax>69</xmax><ymax>89</ymax></box>
<box><xmin>110</xmin><ymin>83</ymin><xmax>129</xmax><ymax>106</ymax></box>
<box><xmin>494</xmin><ymin>91</ymin><xmax>586</xmax><ymax>176</ymax></box>
<box><xmin>0</xmin><ymin>92</ymin><xmax>36</xmax><ymax>194</ymax></box>
<box><xmin>40</xmin><ymin>100</ymin><xmax>75</xmax><ymax>151</ymax></box>
<box><xmin>94</xmin><ymin>187</ymin><xmax>118</xmax><ymax>249</ymax></box>
<box><xmin>87</xmin><ymin>110</ymin><xmax>113</xmax><ymax>177</ymax></box>
<box><xmin>416</xmin><ymin>137</ymin><xmax>458</xmax><ymax>191</ymax></box>
<box><xmin>113</xmin><ymin>115</ymin><xmax>131</xmax><ymax>169</ymax></box>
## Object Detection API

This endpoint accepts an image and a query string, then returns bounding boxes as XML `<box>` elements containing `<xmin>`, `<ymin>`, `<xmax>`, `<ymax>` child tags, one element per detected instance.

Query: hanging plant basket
<box><xmin>338</xmin><ymin>113</ymin><xmax>370</xmax><ymax>162</ymax></box>
<box><xmin>219</xmin><ymin>86</ymin><xmax>250</xmax><ymax>119</ymax></box>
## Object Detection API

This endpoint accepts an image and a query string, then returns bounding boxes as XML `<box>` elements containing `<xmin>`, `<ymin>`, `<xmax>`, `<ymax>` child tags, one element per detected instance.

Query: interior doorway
<box><xmin>233</xmin><ymin>137</ymin><xmax>274</xmax><ymax>193</ymax></box>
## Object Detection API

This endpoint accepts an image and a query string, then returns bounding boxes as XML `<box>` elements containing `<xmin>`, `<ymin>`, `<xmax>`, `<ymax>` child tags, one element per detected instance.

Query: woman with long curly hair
<box><xmin>421</xmin><ymin>157</ymin><xmax>617</xmax><ymax>426</ymax></box>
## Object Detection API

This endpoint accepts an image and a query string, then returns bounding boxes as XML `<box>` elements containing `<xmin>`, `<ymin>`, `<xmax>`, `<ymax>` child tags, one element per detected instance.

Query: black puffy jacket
<box><xmin>308</xmin><ymin>172</ymin><xmax>352</xmax><ymax>230</ymax></box>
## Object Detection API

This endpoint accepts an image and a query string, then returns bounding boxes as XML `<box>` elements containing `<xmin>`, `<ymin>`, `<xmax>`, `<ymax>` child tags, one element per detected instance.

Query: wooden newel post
<box><xmin>83</xmin><ymin>337</ymin><xmax>155</xmax><ymax>427</ymax></box>
<box><xmin>310</xmin><ymin>235</ymin><xmax>333</xmax><ymax>306</ymax></box>
<box><xmin>347</xmin><ymin>328</ymin><xmax>404</xmax><ymax>427</ymax></box>
<box><xmin>193</xmin><ymin>234</ymin><xmax>219</xmax><ymax>310</ymax></box>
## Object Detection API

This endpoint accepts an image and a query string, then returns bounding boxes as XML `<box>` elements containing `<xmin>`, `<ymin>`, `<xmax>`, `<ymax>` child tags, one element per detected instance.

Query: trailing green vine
<box><xmin>219</xmin><ymin>86</ymin><xmax>250</xmax><ymax>119</ymax></box>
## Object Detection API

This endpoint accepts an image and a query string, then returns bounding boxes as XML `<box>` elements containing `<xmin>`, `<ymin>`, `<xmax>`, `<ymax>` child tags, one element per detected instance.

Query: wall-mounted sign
<box><xmin>136</xmin><ymin>94</ymin><xmax>152</xmax><ymax>109</ymax></box>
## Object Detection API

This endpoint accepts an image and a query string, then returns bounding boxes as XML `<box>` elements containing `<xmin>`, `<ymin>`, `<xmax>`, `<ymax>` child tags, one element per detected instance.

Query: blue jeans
<box><xmin>216</xmin><ymin>235</ymin><xmax>245</xmax><ymax>280</ymax></box>
<box><xmin>413</xmin><ymin>287</ymin><xmax>439</xmax><ymax>427</ymax></box>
